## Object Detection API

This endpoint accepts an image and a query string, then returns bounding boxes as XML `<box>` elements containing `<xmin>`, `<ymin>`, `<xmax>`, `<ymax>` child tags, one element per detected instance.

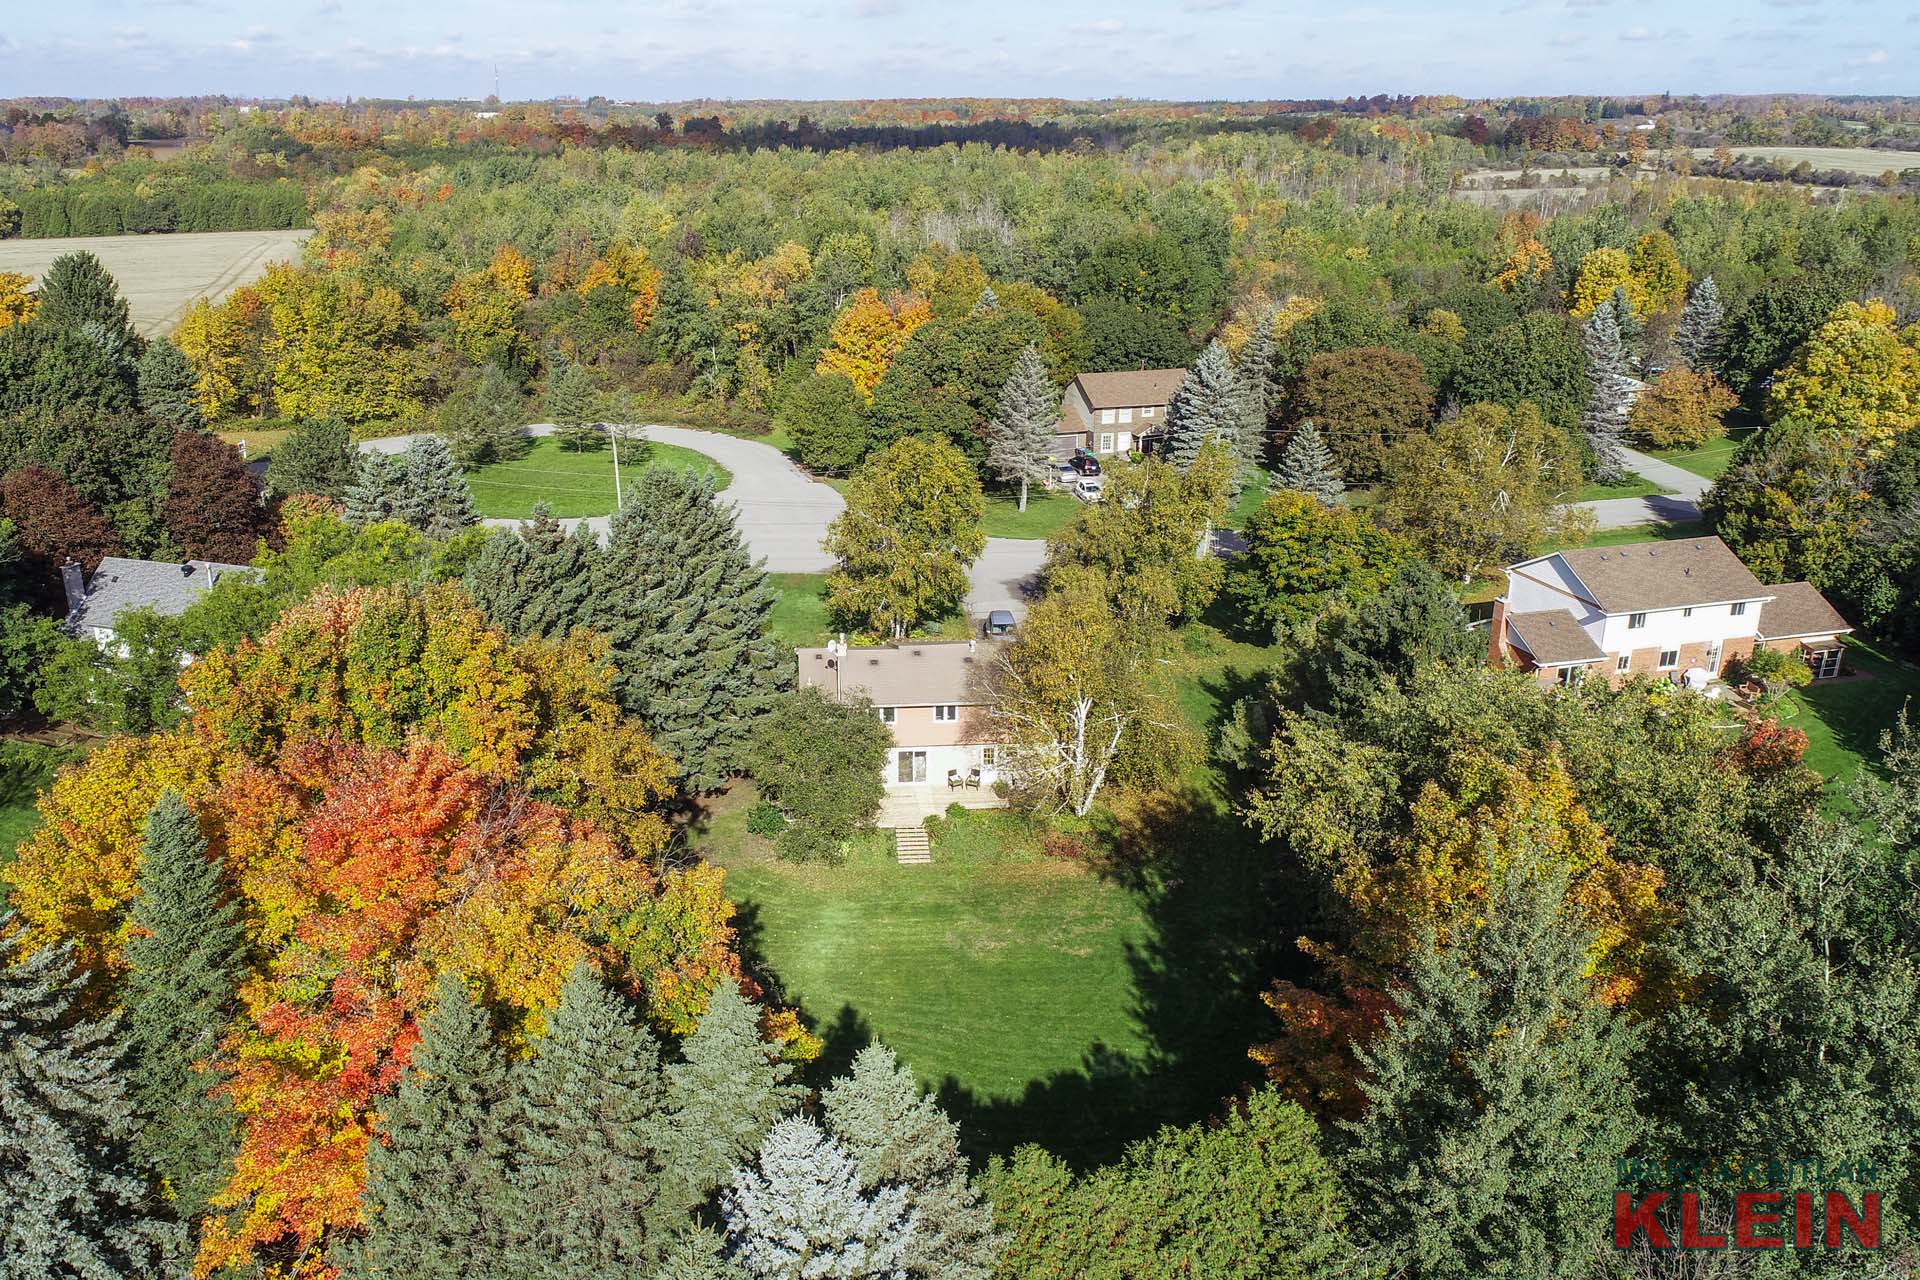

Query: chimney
<box><xmin>59</xmin><ymin>558</ymin><xmax>86</xmax><ymax>617</ymax></box>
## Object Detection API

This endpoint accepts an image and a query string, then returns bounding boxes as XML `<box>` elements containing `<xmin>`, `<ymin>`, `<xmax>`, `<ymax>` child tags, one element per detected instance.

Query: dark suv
<box><xmin>1066</xmin><ymin>450</ymin><xmax>1102</xmax><ymax>477</ymax></box>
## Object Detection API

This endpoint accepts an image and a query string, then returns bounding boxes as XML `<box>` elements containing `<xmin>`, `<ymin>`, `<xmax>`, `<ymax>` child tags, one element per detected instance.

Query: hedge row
<box><xmin>15</xmin><ymin>181</ymin><xmax>309</xmax><ymax>237</ymax></box>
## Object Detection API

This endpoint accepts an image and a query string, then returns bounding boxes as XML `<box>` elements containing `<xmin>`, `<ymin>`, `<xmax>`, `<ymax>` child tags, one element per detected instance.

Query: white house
<box><xmin>61</xmin><ymin>556</ymin><xmax>261</xmax><ymax>651</ymax></box>
<box><xmin>1490</xmin><ymin>537</ymin><xmax>1853</xmax><ymax>688</ymax></box>
<box><xmin>795</xmin><ymin>640</ymin><xmax>1006</xmax><ymax>793</ymax></box>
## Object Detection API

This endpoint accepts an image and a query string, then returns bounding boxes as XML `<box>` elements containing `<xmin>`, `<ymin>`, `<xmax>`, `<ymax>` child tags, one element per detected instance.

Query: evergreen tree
<box><xmin>983</xmin><ymin>344</ymin><xmax>1057</xmax><ymax>512</ymax></box>
<box><xmin>462</xmin><ymin>504</ymin><xmax>599</xmax><ymax>639</ymax></box>
<box><xmin>267</xmin><ymin>418</ymin><xmax>357</xmax><ymax>501</ymax></box>
<box><xmin>0</xmin><ymin>919</ymin><xmax>184</xmax><ymax>1274</ymax></box>
<box><xmin>547</xmin><ymin>356</ymin><xmax>603</xmax><ymax>453</ymax></box>
<box><xmin>1609</xmin><ymin>283</ymin><xmax>1644</xmax><ymax>355</ymax></box>
<box><xmin>1163</xmin><ymin>340</ymin><xmax>1241</xmax><ymax>481</ymax></box>
<box><xmin>441</xmin><ymin>361</ymin><xmax>528</xmax><ymax>467</ymax></box>
<box><xmin>1232</xmin><ymin>309</ymin><xmax>1277</xmax><ymax>479</ymax></box>
<box><xmin>653</xmin><ymin>1225</ymin><xmax>749</xmax><ymax>1280</ymax></box>
<box><xmin>822</xmin><ymin>1043</ymin><xmax>999</xmax><ymax>1280</ymax></box>
<box><xmin>1342</xmin><ymin>855</ymin><xmax>1638</xmax><ymax>1280</ymax></box>
<box><xmin>1580</xmin><ymin>300</ymin><xmax>1632</xmax><ymax>484</ymax></box>
<box><xmin>502</xmin><ymin>964</ymin><xmax>675</xmax><ymax>1275</ymax></box>
<box><xmin>970</xmin><ymin>285</ymin><xmax>998</xmax><ymax>315</ymax></box>
<box><xmin>339</xmin><ymin>972</ymin><xmax>511</xmax><ymax>1280</ymax></box>
<box><xmin>593</xmin><ymin>468</ymin><xmax>785</xmax><ymax>789</ymax></box>
<box><xmin>343</xmin><ymin>451</ymin><xmax>404</xmax><ymax>527</ymax></box>
<box><xmin>136</xmin><ymin>338</ymin><xmax>204</xmax><ymax>431</ymax></box>
<box><xmin>722</xmin><ymin>1117</ymin><xmax>916</xmax><ymax>1280</ymax></box>
<box><xmin>396</xmin><ymin>436</ymin><xmax>478</xmax><ymax>539</ymax></box>
<box><xmin>34</xmin><ymin>251</ymin><xmax>139</xmax><ymax>358</ymax></box>
<box><xmin>1272</xmin><ymin>420</ymin><xmax>1344</xmax><ymax>505</ymax></box>
<box><xmin>122</xmin><ymin>792</ymin><xmax>246</xmax><ymax>1228</ymax></box>
<box><xmin>1673</xmin><ymin>274</ymin><xmax>1726</xmax><ymax>372</ymax></box>
<box><xmin>662</xmin><ymin>984</ymin><xmax>801</xmax><ymax>1212</ymax></box>
<box><xmin>1297</xmin><ymin>558</ymin><xmax>1481</xmax><ymax>716</ymax></box>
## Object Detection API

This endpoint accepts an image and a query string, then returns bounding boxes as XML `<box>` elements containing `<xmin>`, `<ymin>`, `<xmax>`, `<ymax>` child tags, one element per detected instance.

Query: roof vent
<box><xmin>868</xmin><ymin>658</ymin><xmax>880</xmax><ymax>666</ymax></box>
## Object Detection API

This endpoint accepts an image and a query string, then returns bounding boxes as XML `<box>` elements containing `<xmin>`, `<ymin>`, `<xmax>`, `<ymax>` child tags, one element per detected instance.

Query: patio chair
<box><xmin>965</xmin><ymin>768</ymin><xmax>982</xmax><ymax>789</ymax></box>
<box><xmin>946</xmin><ymin>769</ymin><xmax>963</xmax><ymax>789</ymax></box>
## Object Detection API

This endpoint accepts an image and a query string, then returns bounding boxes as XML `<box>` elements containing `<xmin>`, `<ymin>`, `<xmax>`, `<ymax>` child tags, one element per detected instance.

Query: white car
<box><xmin>1071</xmin><ymin>474</ymin><xmax>1106</xmax><ymax>502</ymax></box>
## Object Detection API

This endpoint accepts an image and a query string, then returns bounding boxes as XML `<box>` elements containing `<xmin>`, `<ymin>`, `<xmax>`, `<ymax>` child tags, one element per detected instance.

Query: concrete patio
<box><xmin>876</xmin><ymin>784</ymin><xmax>1007</xmax><ymax>828</ymax></box>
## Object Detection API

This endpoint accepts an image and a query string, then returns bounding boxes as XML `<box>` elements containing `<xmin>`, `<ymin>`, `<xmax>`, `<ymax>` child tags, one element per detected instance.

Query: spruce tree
<box><xmin>822</xmin><ymin>1044</ymin><xmax>999</xmax><ymax>1280</ymax></box>
<box><xmin>1673</xmin><ymin>275</ymin><xmax>1725</xmax><ymax>372</ymax></box>
<box><xmin>501</xmin><ymin>964</ymin><xmax>675</xmax><ymax>1275</ymax></box>
<box><xmin>1342</xmin><ymin>856</ymin><xmax>1638</xmax><ymax>1280</ymax></box>
<box><xmin>462</xmin><ymin>504</ymin><xmax>599</xmax><ymax>639</ymax></box>
<box><xmin>122</xmin><ymin>792</ymin><xmax>246</xmax><ymax>1228</ymax></box>
<box><xmin>396</xmin><ymin>436</ymin><xmax>478</xmax><ymax>539</ymax></box>
<box><xmin>136</xmin><ymin>338</ymin><xmax>205</xmax><ymax>432</ymax></box>
<box><xmin>1608</xmin><ymin>283</ymin><xmax>1644</xmax><ymax>358</ymax></box>
<box><xmin>592</xmin><ymin>468</ymin><xmax>785</xmax><ymax>790</ymax></box>
<box><xmin>721</xmin><ymin>1117</ymin><xmax>916</xmax><ymax>1280</ymax></box>
<box><xmin>344</xmin><ymin>452</ymin><xmax>404</xmax><ymax>527</ymax></box>
<box><xmin>547</xmin><ymin>356</ymin><xmax>603</xmax><ymax>453</ymax></box>
<box><xmin>1163</xmin><ymin>340</ymin><xmax>1241</xmax><ymax>479</ymax></box>
<box><xmin>268</xmin><ymin>418</ymin><xmax>357</xmax><ymax>501</ymax></box>
<box><xmin>983</xmin><ymin>344</ymin><xmax>1057</xmax><ymax>513</ymax></box>
<box><xmin>1232</xmin><ymin>309</ymin><xmax>1277</xmax><ymax>479</ymax></box>
<box><xmin>1273</xmin><ymin>420</ymin><xmax>1344</xmax><ymax>505</ymax></box>
<box><xmin>339</xmin><ymin>972</ymin><xmax>511</xmax><ymax>1280</ymax></box>
<box><xmin>653</xmin><ymin>1225</ymin><xmax>749</xmax><ymax>1280</ymax></box>
<box><xmin>442</xmin><ymin>361</ymin><xmax>528</xmax><ymax>467</ymax></box>
<box><xmin>662</xmin><ymin>984</ymin><xmax>801</xmax><ymax>1212</ymax></box>
<box><xmin>0</xmin><ymin>919</ymin><xmax>185</xmax><ymax>1274</ymax></box>
<box><xmin>1580</xmin><ymin>300</ymin><xmax>1633</xmax><ymax>484</ymax></box>
<box><xmin>35</xmin><ymin>251</ymin><xmax>138</xmax><ymax>354</ymax></box>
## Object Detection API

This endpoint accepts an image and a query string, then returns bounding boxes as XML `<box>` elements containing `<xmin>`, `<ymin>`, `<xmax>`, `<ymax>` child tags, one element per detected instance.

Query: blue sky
<box><xmin>1</xmin><ymin>0</ymin><xmax>1912</xmax><ymax>102</ymax></box>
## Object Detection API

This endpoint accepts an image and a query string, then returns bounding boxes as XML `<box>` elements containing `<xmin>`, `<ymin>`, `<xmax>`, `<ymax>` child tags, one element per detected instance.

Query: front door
<box><xmin>1705</xmin><ymin>641</ymin><xmax>1722</xmax><ymax>673</ymax></box>
<box><xmin>896</xmin><ymin>750</ymin><xmax>928</xmax><ymax>784</ymax></box>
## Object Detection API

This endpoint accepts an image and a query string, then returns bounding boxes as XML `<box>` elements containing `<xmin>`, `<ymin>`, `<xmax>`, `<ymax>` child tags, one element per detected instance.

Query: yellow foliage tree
<box><xmin>816</xmin><ymin>287</ymin><xmax>932</xmax><ymax>400</ymax></box>
<box><xmin>1567</xmin><ymin>247</ymin><xmax>1633</xmax><ymax>317</ymax></box>
<box><xmin>174</xmin><ymin>293</ymin><xmax>261</xmax><ymax>420</ymax></box>
<box><xmin>1627</xmin><ymin>230</ymin><xmax>1690</xmax><ymax>315</ymax></box>
<box><xmin>1766</xmin><ymin>299</ymin><xmax>1920</xmax><ymax>451</ymax></box>
<box><xmin>255</xmin><ymin>264</ymin><xmax>425</xmax><ymax>423</ymax></box>
<box><xmin>1490</xmin><ymin>211</ymin><xmax>1553</xmax><ymax>293</ymax></box>
<box><xmin>577</xmin><ymin>241</ymin><xmax>663</xmax><ymax>332</ymax></box>
<box><xmin>0</xmin><ymin>270</ymin><xmax>36</xmax><ymax>329</ymax></box>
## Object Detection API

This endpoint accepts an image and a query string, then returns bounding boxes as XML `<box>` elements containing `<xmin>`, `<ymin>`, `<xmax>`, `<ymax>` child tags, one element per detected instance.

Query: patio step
<box><xmin>893</xmin><ymin>826</ymin><xmax>932</xmax><ymax>865</ymax></box>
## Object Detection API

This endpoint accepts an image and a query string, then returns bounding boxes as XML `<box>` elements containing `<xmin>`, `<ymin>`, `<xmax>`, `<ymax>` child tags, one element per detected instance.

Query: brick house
<box><xmin>1489</xmin><ymin>536</ymin><xmax>1854</xmax><ymax>688</ymax></box>
<box><xmin>796</xmin><ymin>640</ymin><xmax>1007</xmax><ymax>792</ymax></box>
<box><xmin>1053</xmin><ymin>368</ymin><xmax>1187</xmax><ymax>459</ymax></box>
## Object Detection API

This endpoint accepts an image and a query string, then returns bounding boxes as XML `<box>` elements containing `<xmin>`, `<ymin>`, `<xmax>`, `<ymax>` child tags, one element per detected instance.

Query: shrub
<box><xmin>746</xmin><ymin>801</ymin><xmax>788</xmax><ymax>837</ymax></box>
<box><xmin>1628</xmin><ymin>367</ymin><xmax>1737</xmax><ymax>448</ymax></box>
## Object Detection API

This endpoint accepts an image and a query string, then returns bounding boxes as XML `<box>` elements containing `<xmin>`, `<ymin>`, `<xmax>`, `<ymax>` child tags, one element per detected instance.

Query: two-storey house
<box><xmin>1053</xmin><ymin>368</ymin><xmax>1187</xmax><ymax>459</ymax></box>
<box><xmin>1489</xmin><ymin>536</ymin><xmax>1853</xmax><ymax>688</ymax></box>
<box><xmin>796</xmin><ymin>639</ymin><xmax>1006</xmax><ymax>793</ymax></box>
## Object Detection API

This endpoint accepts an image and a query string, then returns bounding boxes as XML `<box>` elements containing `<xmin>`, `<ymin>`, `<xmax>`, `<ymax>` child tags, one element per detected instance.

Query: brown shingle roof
<box><xmin>1506</xmin><ymin>609</ymin><xmax>1606</xmax><ymax>666</ymax></box>
<box><xmin>1074</xmin><ymin>369</ymin><xmax>1187</xmax><ymax>410</ymax></box>
<box><xmin>796</xmin><ymin>641</ymin><xmax>1000</xmax><ymax>707</ymax></box>
<box><xmin>1757</xmin><ymin>581</ymin><xmax>1853</xmax><ymax>641</ymax></box>
<box><xmin>1551</xmin><ymin>538</ymin><xmax>1770</xmax><ymax>613</ymax></box>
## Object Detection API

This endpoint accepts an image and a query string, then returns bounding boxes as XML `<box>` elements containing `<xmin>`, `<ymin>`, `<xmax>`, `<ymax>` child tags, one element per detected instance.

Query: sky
<box><xmin>0</xmin><ymin>0</ymin><xmax>1913</xmax><ymax>103</ymax></box>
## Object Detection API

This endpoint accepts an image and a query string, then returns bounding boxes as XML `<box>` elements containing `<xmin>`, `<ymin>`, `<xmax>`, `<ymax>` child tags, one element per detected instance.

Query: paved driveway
<box><xmin>1577</xmin><ymin>447</ymin><xmax>1712</xmax><ymax>529</ymax></box>
<box><xmin>965</xmin><ymin>538</ymin><xmax>1048</xmax><ymax>625</ymax></box>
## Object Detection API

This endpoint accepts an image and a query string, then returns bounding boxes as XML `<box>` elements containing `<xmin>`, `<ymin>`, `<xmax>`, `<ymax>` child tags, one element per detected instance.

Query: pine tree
<box><xmin>822</xmin><ymin>1043</ymin><xmax>999</xmax><ymax>1280</ymax></box>
<box><xmin>662</xmin><ymin>984</ymin><xmax>801</xmax><ymax>1212</ymax></box>
<box><xmin>592</xmin><ymin>468</ymin><xmax>785</xmax><ymax>790</ymax></box>
<box><xmin>339</xmin><ymin>972</ymin><xmax>511</xmax><ymax>1280</ymax></box>
<box><xmin>1580</xmin><ymin>300</ymin><xmax>1633</xmax><ymax>484</ymax></box>
<box><xmin>547</xmin><ymin>356</ymin><xmax>603</xmax><ymax>453</ymax></box>
<box><xmin>1164</xmin><ymin>340</ymin><xmax>1240</xmax><ymax>479</ymax></box>
<box><xmin>122</xmin><ymin>792</ymin><xmax>246</xmax><ymax>1228</ymax></box>
<box><xmin>267</xmin><ymin>418</ymin><xmax>358</xmax><ymax>501</ymax></box>
<box><xmin>1608</xmin><ymin>283</ymin><xmax>1644</xmax><ymax>355</ymax></box>
<box><xmin>722</xmin><ymin>1117</ymin><xmax>916</xmax><ymax>1280</ymax></box>
<box><xmin>1342</xmin><ymin>856</ymin><xmax>1638</xmax><ymax>1280</ymax></box>
<box><xmin>0</xmin><ymin>918</ymin><xmax>185</xmax><ymax>1274</ymax></box>
<box><xmin>462</xmin><ymin>504</ymin><xmax>600</xmax><ymax>639</ymax></box>
<box><xmin>441</xmin><ymin>361</ymin><xmax>528</xmax><ymax>467</ymax></box>
<box><xmin>501</xmin><ymin>963</ymin><xmax>674</xmax><ymax>1275</ymax></box>
<box><xmin>396</xmin><ymin>435</ymin><xmax>478</xmax><ymax>539</ymax></box>
<box><xmin>1673</xmin><ymin>275</ymin><xmax>1725</xmax><ymax>372</ymax></box>
<box><xmin>34</xmin><ymin>251</ymin><xmax>139</xmax><ymax>357</ymax></box>
<box><xmin>344</xmin><ymin>452</ymin><xmax>404</xmax><ymax>527</ymax></box>
<box><xmin>1232</xmin><ymin>309</ymin><xmax>1277</xmax><ymax>479</ymax></box>
<box><xmin>653</xmin><ymin>1225</ymin><xmax>749</xmax><ymax>1280</ymax></box>
<box><xmin>984</xmin><ymin>344</ymin><xmax>1057</xmax><ymax>512</ymax></box>
<box><xmin>136</xmin><ymin>338</ymin><xmax>205</xmax><ymax>431</ymax></box>
<box><xmin>1273</xmin><ymin>420</ymin><xmax>1344</xmax><ymax>505</ymax></box>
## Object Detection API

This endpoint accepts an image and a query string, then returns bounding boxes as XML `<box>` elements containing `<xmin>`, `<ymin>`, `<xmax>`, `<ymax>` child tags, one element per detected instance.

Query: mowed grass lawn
<box><xmin>1783</xmin><ymin>637</ymin><xmax>1920</xmax><ymax>791</ymax></box>
<box><xmin>1651</xmin><ymin>430</ymin><xmax>1750</xmax><ymax>482</ymax></box>
<box><xmin>0</xmin><ymin>742</ymin><xmax>85</xmax><ymax>881</ymax></box>
<box><xmin>465</xmin><ymin>436</ymin><xmax>732</xmax><ymax>519</ymax></box>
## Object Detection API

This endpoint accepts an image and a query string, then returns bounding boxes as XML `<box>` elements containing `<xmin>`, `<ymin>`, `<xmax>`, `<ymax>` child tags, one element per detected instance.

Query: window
<box><xmin>980</xmin><ymin>746</ymin><xmax>998</xmax><ymax>767</ymax></box>
<box><xmin>1117</xmin><ymin>408</ymin><xmax>1133</xmax><ymax>424</ymax></box>
<box><xmin>1658</xmin><ymin>649</ymin><xmax>1679</xmax><ymax>670</ymax></box>
<box><xmin>876</xmin><ymin>706</ymin><xmax>896</xmax><ymax>724</ymax></box>
<box><xmin>1141</xmin><ymin>406</ymin><xmax>1156</xmax><ymax>418</ymax></box>
<box><xmin>1557</xmin><ymin>666</ymin><xmax>1585</xmax><ymax>687</ymax></box>
<box><xmin>1100</xmin><ymin>408</ymin><xmax>1116</xmax><ymax>425</ymax></box>
<box><xmin>934</xmin><ymin>705</ymin><xmax>958</xmax><ymax>722</ymax></box>
<box><xmin>1813</xmin><ymin>648</ymin><xmax>1842</xmax><ymax>679</ymax></box>
<box><xmin>896</xmin><ymin>750</ymin><xmax>927</xmax><ymax>784</ymax></box>
<box><xmin>1616</xmin><ymin>654</ymin><xmax>1631</xmax><ymax>673</ymax></box>
<box><xmin>1098</xmin><ymin>433</ymin><xmax>1115</xmax><ymax>454</ymax></box>
<box><xmin>1730</xmin><ymin>601</ymin><xmax>1748</xmax><ymax>616</ymax></box>
<box><xmin>1682</xmin><ymin>607</ymin><xmax>1693</xmax><ymax>618</ymax></box>
<box><xmin>1627</xmin><ymin>612</ymin><xmax>1648</xmax><ymax>629</ymax></box>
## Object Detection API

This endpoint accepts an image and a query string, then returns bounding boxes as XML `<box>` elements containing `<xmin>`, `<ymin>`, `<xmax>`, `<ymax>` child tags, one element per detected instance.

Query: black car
<box><xmin>1067</xmin><ymin>451</ymin><xmax>1102</xmax><ymax>477</ymax></box>
<box><xmin>983</xmin><ymin>610</ymin><xmax>1016</xmax><ymax>638</ymax></box>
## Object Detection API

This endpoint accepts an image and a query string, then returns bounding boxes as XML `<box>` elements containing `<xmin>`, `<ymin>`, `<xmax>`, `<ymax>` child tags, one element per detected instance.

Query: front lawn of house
<box><xmin>1649</xmin><ymin>429</ymin><xmax>1752</xmax><ymax>482</ymax></box>
<box><xmin>981</xmin><ymin>491</ymin><xmax>1081</xmax><ymax>540</ymax></box>
<box><xmin>464</xmin><ymin>435</ymin><xmax>732</xmax><ymax>519</ymax></box>
<box><xmin>1574</xmin><ymin>474</ymin><xmax>1670</xmax><ymax>502</ymax></box>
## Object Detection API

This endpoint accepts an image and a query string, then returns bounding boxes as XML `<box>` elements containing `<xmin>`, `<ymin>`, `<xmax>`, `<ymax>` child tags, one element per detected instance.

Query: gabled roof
<box><xmin>67</xmin><ymin>557</ymin><xmax>260</xmax><ymax>634</ymax></box>
<box><xmin>1073</xmin><ymin>369</ymin><xmax>1187</xmax><ymax>410</ymax></box>
<box><xmin>796</xmin><ymin>641</ymin><xmax>1001</xmax><ymax>708</ymax></box>
<box><xmin>1530</xmin><ymin>538</ymin><xmax>1771</xmax><ymax>614</ymax></box>
<box><xmin>1757</xmin><ymin>581</ymin><xmax>1853</xmax><ymax>642</ymax></box>
<box><xmin>1505</xmin><ymin>609</ymin><xmax>1606</xmax><ymax>666</ymax></box>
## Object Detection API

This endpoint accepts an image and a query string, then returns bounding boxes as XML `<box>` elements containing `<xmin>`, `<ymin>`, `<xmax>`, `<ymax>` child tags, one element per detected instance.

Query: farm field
<box><xmin>0</xmin><ymin>228</ymin><xmax>311</xmax><ymax>336</ymax></box>
<box><xmin>1691</xmin><ymin>145</ymin><xmax>1920</xmax><ymax>175</ymax></box>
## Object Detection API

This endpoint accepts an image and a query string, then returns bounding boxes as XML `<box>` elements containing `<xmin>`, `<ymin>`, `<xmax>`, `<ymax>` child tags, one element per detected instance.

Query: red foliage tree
<box><xmin>0</xmin><ymin>464</ymin><xmax>123</xmax><ymax>610</ymax></box>
<box><xmin>162</xmin><ymin>430</ymin><xmax>271</xmax><ymax>563</ymax></box>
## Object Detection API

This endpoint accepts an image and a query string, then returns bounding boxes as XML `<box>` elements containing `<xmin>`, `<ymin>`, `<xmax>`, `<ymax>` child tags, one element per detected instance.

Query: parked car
<box><xmin>983</xmin><ymin>609</ymin><xmax>1016</xmax><ymax>638</ymax></box>
<box><xmin>1067</xmin><ymin>451</ymin><xmax>1102</xmax><ymax>477</ymax></box>
<box><xmin>1071</xmin><ymin>474</ymin><xmax>1106</xmax><ymax>502</ymax></box>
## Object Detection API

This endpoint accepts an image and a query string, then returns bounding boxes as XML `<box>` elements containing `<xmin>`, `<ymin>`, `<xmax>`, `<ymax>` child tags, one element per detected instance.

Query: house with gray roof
<box><xmin>62</xmin><ymin>556</ymin><xmax>262</xmax><ymax>648</ymax></box>
<box><xmin>1489</xmin><ymin>536</ymin><xmax>1853</xmax><ymax>688</ymax></box>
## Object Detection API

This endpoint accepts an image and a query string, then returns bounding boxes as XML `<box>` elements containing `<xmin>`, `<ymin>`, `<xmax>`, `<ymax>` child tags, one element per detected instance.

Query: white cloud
<box><xmin>1071</xmin><ymin>18</ymin><xmax>1125</xmax><ymax>34</ymax></box>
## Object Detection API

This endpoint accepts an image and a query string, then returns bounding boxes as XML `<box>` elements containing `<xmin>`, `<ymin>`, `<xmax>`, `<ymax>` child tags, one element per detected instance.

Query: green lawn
<box><xmin>464</xmin><ymin>436</ymin><xmax>732</xmax><ymax>519</ymax></box>
<box><xmin>1650</xmin><ymin>431</ymin><xmax>1750</xmax><ymax>482</ymax></box>
<box><xmin>982</xmin><ymin>491</ymin><xmax>1080</xmax><ymax>540</ymax></box>
<box><xmin>1575</xmin><ymin>474</ymin><xmax>1669</xmax><ymax>502</ymax></box>
<box><xmin>1781</xmin><ymin>637</ymin><xmax>1920</xmax><ymax>791</ymax></box>
<box><xmin>1225</xmin><ymin>470</ymin><xmax>1271</xmax><ymax>530</ymax></box>
<box><xmin>1538</xmin><ymin>518</ymin><xmax>1711</xmax><ymax>555</ymax></box>
<box><xmin>769</xmin><ymin>574</ymin><xmax>833</xmax><ymax>650</ymax></box>
<box><xmin>214</xmin><ymin>427</ymin><xmax>293</xmax><ymax>460</ymax></box>
<box><xmin>0</xmin><ymin>742</ymin><xmax>84</xmax><ymax>878</ymax></box>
